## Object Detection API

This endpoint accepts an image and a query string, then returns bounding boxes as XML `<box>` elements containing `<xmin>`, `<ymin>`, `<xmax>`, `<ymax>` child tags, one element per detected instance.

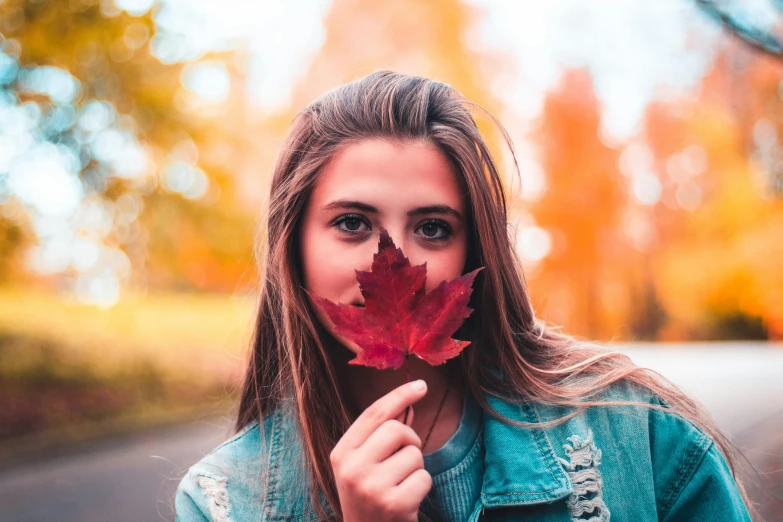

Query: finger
<box><xmin>376</xmin><ymin>444</ymin><xmax>424</xmax><ymax>486</ymax></box>
<box><xmin>394</xmin><ymin>405</ymin><xmax>414</xmax><ymax>427</ymax></box>
<box><xmin>359</xmin><ymin>419</ymin><xmax>422</xmax><ymax>463</ymax></box>
<box><xmin>389</xmin><ymin>468</ymin><xmax>432</xmax><ymax>511</ymax></box>
<box><xmin>335</xmin><ymin>380</ymin><xmax>427</xmax><ymax>453</ymax></box>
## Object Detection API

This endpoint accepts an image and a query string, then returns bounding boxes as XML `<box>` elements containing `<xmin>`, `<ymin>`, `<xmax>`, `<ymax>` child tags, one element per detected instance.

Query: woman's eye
<box><xmin>333</xmin><ymin>214</ymin><xmax>370</xmax><ymax>234</ymax></box>
<box><xmin>416</xmin><ymin>220</ymin><xmax>452</xmax><ymax>241</ymax></box>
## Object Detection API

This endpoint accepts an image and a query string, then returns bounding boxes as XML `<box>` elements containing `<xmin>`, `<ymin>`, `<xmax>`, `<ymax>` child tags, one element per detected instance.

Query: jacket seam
<box><xmin>659</xmin><ymin>429</ymin><xmax>712</xmax><ymax>519</ymax></box>
<box><xmin>263</xmin><ymin>407</ymin><xmax>284</xmax><ymax>521</ymax></box>
<box><xmin>526</xmin><ymin>403</ymin><xmax>567</xmax><ymax>487</ymax></box>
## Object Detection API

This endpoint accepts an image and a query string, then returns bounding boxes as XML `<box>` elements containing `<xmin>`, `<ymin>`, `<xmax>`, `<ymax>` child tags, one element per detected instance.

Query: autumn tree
<box><xmin>0</xmin><ymin>0</ymin><xmax>258</xmax><ymax>295</ymax></box>
<box><xmin>284</xmin><ymin>0</ymin><xmax>507</xmax><ymax>162</ymax></box>
<box><xmin>527</xmin><ymin>69</ymin><xmax>635</xmax><ymax>340</ymax></box>
<box><xmin>646</xmin><ymin>42</ymin><xmax>783</xmax><ymax>340</ymax></box>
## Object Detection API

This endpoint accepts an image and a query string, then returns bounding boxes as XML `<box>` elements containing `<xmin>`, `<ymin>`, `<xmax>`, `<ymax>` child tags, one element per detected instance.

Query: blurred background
<box><xmin>0</xmin><ymin>0</ymin><xmax>781</xmax><ymax>520</ymax></box>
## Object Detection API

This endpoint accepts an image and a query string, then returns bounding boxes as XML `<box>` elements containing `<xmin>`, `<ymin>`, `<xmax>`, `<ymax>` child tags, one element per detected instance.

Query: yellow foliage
<box><xmin>0</xmin><ymin>289</ymin><xmax>256</xmax><ymax>382</ymax></box>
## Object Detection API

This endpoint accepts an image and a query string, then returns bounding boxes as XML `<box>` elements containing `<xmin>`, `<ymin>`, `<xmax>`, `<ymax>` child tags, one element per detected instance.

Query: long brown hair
<box><xmin>235</xmin><ymin>70</ymin><xmax>757</xmax><ymax>521</ymax></box>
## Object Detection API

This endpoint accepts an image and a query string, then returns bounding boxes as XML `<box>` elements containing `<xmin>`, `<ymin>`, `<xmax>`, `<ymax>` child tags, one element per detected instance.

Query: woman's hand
<box><xmin>330</xmin><ymin>380</ymin><xmax>432</xmax><ymax>522</ymax></box>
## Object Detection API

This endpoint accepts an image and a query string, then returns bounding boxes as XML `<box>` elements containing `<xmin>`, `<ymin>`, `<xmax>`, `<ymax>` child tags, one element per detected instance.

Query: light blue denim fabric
<box><xmin>175</xmin><ymin>379</ymin><xmax>751</xmax><ymax>521</ymax></box>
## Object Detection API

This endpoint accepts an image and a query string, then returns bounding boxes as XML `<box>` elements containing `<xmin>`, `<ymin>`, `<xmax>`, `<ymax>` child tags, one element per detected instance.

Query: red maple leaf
<box><xmin>306</xmin><ymin>227</ymin><xmax>483</xmax><ymax>371</ymax></box>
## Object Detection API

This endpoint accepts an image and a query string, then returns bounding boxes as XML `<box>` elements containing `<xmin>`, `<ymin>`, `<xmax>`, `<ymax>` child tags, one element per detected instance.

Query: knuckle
<box><xmin>383</xmin><ymin>489</ymin><xmax>411</xmax><ymax>516</ymax></box>
<box><xmin>380</xmin><ymin>418</ymin><xmax>400</xmax><ymax>433</ymax></box>
<box><xmin>356</xmin><ymin>477</ymin><xmax>378</xmax><ymax>500</ymax></box>
<box><xmin>329</xmin><ymin>448</ymin><xmax>340</xmax><ymax>467</ymax></box>
<box><xmin>338</xmin><ymin>459</ymin><xmax>360</xmax><ymax>487</ymax></box>
<box><xmin>378</xmin><ymin>493</ymin><xmax>398</xmax><ymax>517</ymax></box>
<box><xmin>333</xmin><ymin>466</ymin><xmax>348</xmax><ymax>485</ymax></box>
<box><xmin>341</xmin><ymin>471</ymin><xmax>357</xmax><ymax>489</ymax></box>
<box><xmin>404</xmin><ymin>445</ymin><xmax>424</xmax><ymax>468</ymax></box>
<box><xmin>383</xmin><ymin>419</ymin><xmax>410</xmax><ymax>441</ymax></box>
<box><xmin>364</xmin><ymin>403</ymin><xmax>386</xmax><ymax>423</ymax></box>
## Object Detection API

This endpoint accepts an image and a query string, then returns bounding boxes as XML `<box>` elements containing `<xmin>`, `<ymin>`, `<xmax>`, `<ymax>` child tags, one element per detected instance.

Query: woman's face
<box><xmin>299</xmin><ymin>138</ymin><xmax>469</xmax><ymax>356</ymax></box>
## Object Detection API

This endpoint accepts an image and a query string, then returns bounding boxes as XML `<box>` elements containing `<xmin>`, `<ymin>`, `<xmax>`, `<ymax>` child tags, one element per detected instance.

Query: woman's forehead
<box><xmin>311</xmin><ymin>138</ymin><xmax>466</xmax><ymax>210</ymax></box>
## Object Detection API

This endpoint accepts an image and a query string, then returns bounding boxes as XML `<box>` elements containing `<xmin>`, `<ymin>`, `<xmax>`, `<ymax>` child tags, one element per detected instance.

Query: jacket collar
<box><xmin>263</xmin><ymin>393</ymin><xmax>573</xmax><ymax>521</ymax></box>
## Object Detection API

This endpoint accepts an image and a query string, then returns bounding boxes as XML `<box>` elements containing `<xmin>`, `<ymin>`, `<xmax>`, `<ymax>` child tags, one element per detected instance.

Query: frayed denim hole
<box><xmin>556</xmin><ymin>429</ymin><xmax>611</xmax><ymax>522</ymax></box>
<box><xmin>197</xmin><ymin>474</ymin><xmax>234</xmax><ymax>522</ymax></box>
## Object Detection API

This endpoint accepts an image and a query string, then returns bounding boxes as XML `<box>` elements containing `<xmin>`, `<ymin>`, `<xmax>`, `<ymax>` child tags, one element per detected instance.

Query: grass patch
<box><xmin>0</xmin><ymin>288</ymin><xmax>257</xmax><ymax>457</ymax></box>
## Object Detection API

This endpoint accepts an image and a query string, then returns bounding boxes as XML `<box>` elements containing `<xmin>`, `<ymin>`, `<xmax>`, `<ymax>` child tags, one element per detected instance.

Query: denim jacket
<box><xmin>175</xmin><ymin>380</ymin><xmax>751</xmax><ymax>521</ymax></box>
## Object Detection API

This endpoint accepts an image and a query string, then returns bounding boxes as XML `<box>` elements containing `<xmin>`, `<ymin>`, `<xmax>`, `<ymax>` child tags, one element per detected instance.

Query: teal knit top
<box><xmin>420</xmin><ymin>385</ymin><xmax>484</xmax><ymax>522</ymax></box>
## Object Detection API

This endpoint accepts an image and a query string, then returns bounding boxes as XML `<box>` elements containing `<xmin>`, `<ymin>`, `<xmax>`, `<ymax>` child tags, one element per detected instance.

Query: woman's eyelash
<box><xmin>331</xmin><ymin>214</ymin><xmax>452</xmax><ymax>241</ymax></box>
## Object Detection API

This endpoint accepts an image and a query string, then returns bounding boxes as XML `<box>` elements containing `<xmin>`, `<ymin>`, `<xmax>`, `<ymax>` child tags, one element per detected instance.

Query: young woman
<box><xmin>175</xmin><ymin>70</ymin><xmax>755</xmax><ymax>522</ymax></box>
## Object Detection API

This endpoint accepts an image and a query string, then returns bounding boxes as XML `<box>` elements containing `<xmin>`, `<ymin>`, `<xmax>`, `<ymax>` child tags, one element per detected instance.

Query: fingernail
<box><xmin>411</xmin><ymin>379</ymin><xmax>426</xmax><ymax>391</ymax></box>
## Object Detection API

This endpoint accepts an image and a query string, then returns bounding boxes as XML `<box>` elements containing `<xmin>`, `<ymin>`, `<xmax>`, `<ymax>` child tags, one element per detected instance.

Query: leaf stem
<box><xmin>402</xmin><ymin>355</ymin><xmax>411</xmax><ymax>424</ymax></box>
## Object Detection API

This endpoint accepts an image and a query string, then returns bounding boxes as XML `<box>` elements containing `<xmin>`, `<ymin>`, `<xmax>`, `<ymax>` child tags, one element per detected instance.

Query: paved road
<box><xmin>0</xmin><ymin>417</ymin><xmax>236</xmax><ymax>522</ymax></box>
<box><xmin>1</xmin><ymin>343</ymin><xmax>781</xmax><ymax>522</ymax></box>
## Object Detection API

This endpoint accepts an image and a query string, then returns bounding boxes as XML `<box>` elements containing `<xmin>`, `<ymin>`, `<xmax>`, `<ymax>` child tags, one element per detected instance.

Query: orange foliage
<box><xmin>527</xmin><ymin>70</ymin><xmax>637</xmax><ymax>340</ymax></box>
<box><xmin>646</xmin><ymin>44</ymin><xmax>783</xmax><ymax>340</ymax></box>
<box><xmin>4</xmin><ymin>0</ymin><xmax>782</xmax><ymax>341</ymax></box>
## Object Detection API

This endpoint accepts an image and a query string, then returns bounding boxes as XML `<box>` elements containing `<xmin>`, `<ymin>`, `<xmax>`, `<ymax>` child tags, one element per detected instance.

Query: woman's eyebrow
<box><xmin>409</xmin><ymin>205</ymin><xmax>463</xmax><ymax>222</ymax></box>
<box><xmin>323</xmin><ymin>199</ymin><xmax>462</xmax><ymax>221</ymax></box>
